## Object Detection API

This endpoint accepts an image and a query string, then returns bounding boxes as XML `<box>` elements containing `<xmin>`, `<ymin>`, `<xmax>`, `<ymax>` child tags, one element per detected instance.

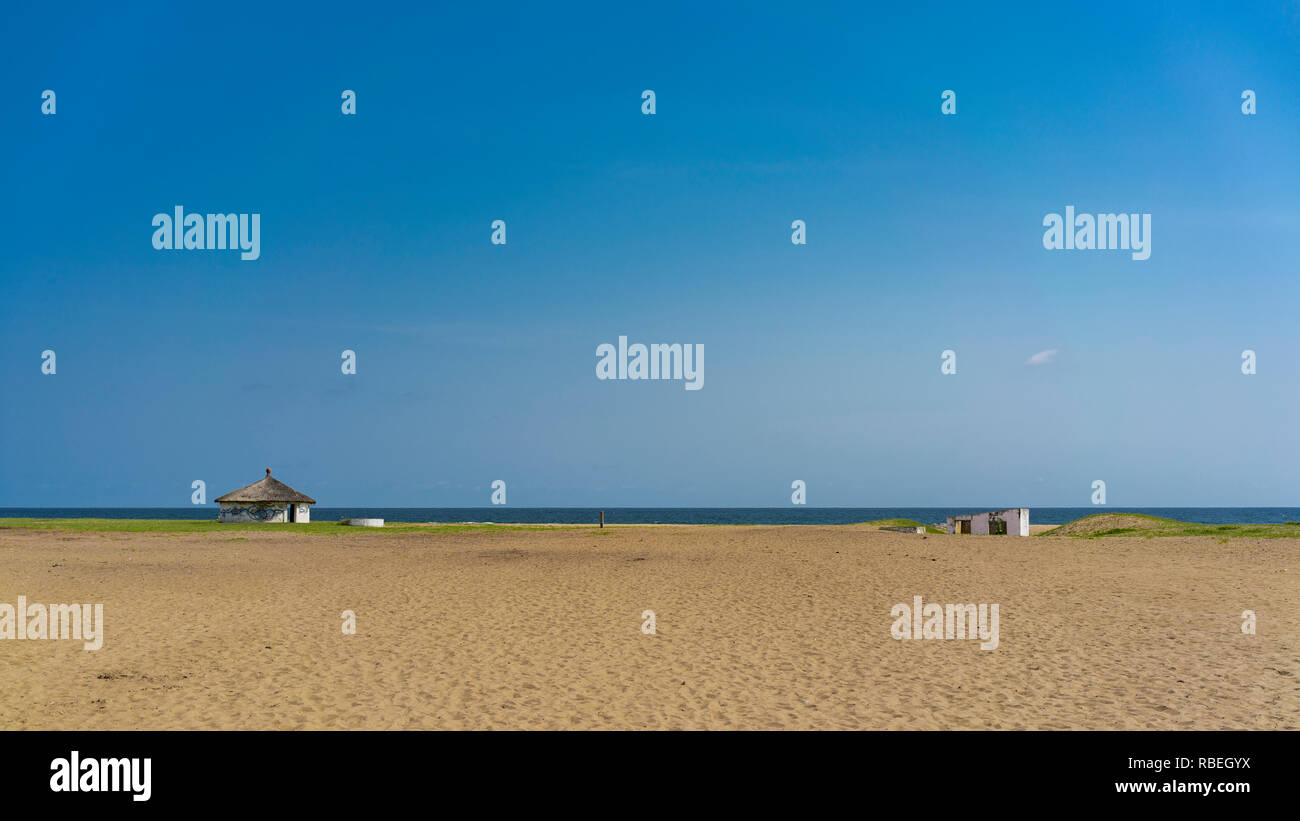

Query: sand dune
<box><xmin>0</xmin><ymin>525</ymin><xmax>1295</xmax><ymax>730</ymax></box>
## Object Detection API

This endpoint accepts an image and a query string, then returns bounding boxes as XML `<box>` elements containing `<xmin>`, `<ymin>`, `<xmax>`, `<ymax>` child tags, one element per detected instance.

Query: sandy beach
<box><xmin>1</xmin><ymin>524</ymin><xmax>1295</xmax><ymax>730</ymax></box>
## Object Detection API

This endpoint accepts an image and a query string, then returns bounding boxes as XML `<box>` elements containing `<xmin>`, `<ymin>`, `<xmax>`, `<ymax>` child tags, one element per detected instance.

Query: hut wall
<box><xmin>218</xmin><ymin>503</ymin><xmax>288</xmax><ymax>523</ymax></box>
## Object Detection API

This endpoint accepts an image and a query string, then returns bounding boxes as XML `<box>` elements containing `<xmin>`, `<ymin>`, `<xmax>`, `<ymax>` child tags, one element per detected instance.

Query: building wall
<box><xmin>947</xmin><ymin>509</ymin><xmax>1030</xmax><ymax>536</ymax></box>
<box><xmin>293</xmin><ymin>504</ymin><xmax>311</xmax><ymax>523</ymax></box>
<box><xmin>219</xmin><ymin>503</ymin><xmax>288</xmax><ymax>523</ymax></box>
<box><xmin>1012</xmin><ymin>508</ymin><xmax>1029</xmax><ymax>536</ymax></box>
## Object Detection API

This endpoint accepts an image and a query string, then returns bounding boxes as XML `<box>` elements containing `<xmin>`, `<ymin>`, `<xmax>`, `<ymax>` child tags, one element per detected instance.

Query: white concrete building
<box><xmin>946</xmin><ymin>508</ymin><xmax>1029</xmax><ymax>536</ymax></box>
<box><xmin>215</xmin><ymin>468</ymin><xmax>316</xmax><ymax>523</ymax></box>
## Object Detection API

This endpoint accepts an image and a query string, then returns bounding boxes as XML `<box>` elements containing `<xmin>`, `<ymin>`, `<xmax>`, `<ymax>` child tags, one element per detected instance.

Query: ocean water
<box><xmin>2</xmin><ymin>508</ymin><xmax>1299</xmax><ymax>526</ymax></box>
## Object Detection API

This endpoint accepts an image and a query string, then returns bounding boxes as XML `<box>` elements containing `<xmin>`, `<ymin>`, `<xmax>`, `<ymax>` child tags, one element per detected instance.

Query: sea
<box><xmin>2</xmin><ymin>508</ymin><xmax>1298</xmax><ymax>526</ymax></box>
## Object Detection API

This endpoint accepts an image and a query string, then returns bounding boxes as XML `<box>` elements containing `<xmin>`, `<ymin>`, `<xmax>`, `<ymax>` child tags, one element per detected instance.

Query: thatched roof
<box><xmin>215</xmin><ymin>469</ymin><xmax>316</xmax><ymax>504</ymax></box>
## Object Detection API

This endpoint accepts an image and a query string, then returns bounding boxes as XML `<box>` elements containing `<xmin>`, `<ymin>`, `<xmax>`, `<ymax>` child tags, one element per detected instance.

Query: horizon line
<box><xmin>3</xmin><ymin>505</ymin><xmax>1298</xmax><ymax>511</ymax></box>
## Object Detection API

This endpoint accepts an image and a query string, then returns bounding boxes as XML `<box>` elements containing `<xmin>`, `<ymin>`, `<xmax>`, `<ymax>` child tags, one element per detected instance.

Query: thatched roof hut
<box><xmin>215</xmin><ymin>469</ymin><xmax>316</xmax><ymax>522</ymax></box>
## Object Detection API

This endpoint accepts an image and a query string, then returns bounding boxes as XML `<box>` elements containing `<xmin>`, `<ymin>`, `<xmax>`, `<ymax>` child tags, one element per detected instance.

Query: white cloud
<box><xmin>1026</xmin><ymin>348</ymin><xmax>1060</xmax><ymax>366</ymax></box>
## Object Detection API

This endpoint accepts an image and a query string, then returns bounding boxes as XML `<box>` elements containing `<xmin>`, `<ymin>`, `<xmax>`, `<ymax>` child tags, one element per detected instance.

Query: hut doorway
<box><xmin>287</xmin><ymin>504</ymin><xmax>296</xmax><ymax>522</ymax></box>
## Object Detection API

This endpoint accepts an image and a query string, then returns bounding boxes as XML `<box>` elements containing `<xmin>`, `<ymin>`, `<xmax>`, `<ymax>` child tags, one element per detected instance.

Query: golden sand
<box><xmin>1</xmin><ymin>525</ymin><xmax>1295</xmax><ymax>730</ymax></box>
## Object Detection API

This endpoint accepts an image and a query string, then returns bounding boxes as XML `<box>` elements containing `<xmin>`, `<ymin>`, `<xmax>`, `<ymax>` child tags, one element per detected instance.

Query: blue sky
<box><xmin>2</xmin><ymin>1</ymin><xmax>1299</xmax><ymax>507</ymax></box>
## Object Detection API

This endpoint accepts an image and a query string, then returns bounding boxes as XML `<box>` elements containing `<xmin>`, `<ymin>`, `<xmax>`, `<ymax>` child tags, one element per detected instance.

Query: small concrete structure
<box><xmin>882</xmin><ymin>525</ymin><xmax>926</xmax><ymax>534</ymax></box>
<box><xmin>215</xmin><ymin>469</ymin><xmax>316</xmax><ymax>523</ymax></box>
<box><xmin>947</xmin><ymin>508</ymin><xmax>1029</xmax><ymax>536</ymax></box>
<box><xmin>343</xmin><ymin>518</ymin><xmax>384</xmax><ymax>527</ymax></box>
